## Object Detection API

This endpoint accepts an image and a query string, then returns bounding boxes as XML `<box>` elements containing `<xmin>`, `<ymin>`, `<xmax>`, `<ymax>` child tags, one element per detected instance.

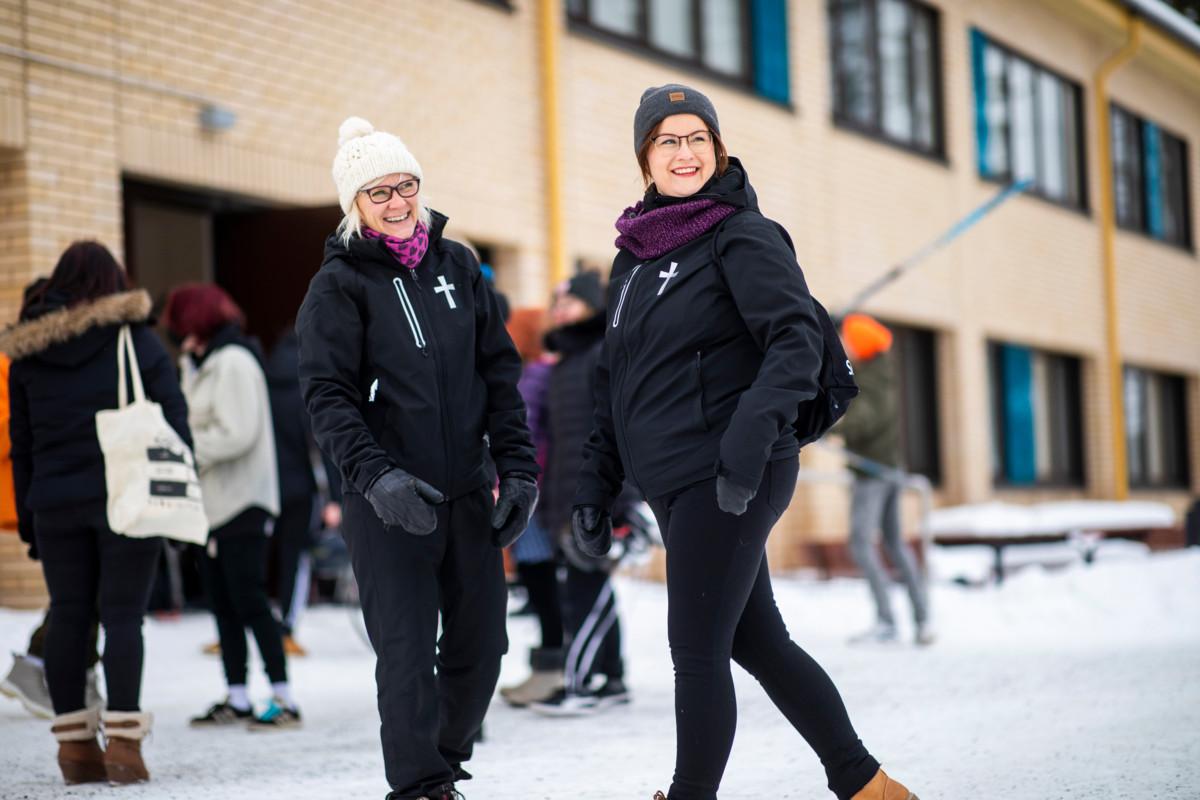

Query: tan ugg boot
<box><xmin>101</xmin><ymin>710</ymin><xmax>152</xmax><ymax>784</ymax></box>
<box><xmin>50</xmin><ymin>708</ymin><xmax>107</xmax><ymax>784</ymax></box>
<box><xmin>851</xmin><ymin>768</ymin><xmax>920</xmax><ymax>800</ymax></box>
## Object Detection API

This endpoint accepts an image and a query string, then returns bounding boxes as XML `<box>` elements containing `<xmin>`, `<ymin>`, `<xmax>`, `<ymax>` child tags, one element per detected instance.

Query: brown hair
<box><xmin>636</xmin><ymin>124</ymin><xmax>729</xmax><ymax>188</ymax></box>
<box><xmin>506</xmin><ymin>307</ymin><xmax>547</xmax><ymax>364</ymax></box>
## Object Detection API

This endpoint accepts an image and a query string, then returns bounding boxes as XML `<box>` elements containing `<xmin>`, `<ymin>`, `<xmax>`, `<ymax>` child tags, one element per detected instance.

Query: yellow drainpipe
<box><xmin>538</xmin><ymin>0</ymin><xmax>567</xmax><ymax>289</ymax></box>
<box><xmin>1094</xmin><ymin>13</ymin><xmax>1144</xmax><ymax>500</ymax></box>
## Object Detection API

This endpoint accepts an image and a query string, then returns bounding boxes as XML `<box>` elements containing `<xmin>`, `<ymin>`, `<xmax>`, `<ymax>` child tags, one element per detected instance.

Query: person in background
<box><xmin>265</xmin><ymin>325</ymin><xmax>321</xmax><ymax>657</ymax></box>
<box><xmin>297</xmin><ymin>117</ymin><xmax>538</xmax><ymax>800</ymax></box>
<box><xmin>1</xmin><ymin>242</ymin><xmax>190</xmax><ymax>785</ymax></box>
<box><xmin>531</xmin><ymin>272</ymin><xmax>629</xmax><ymax>716</ymax></box>
<box><xmin>163</xmin><ymin>284</ymin><xmax>300</xmax><ymax>730</ymax></box>
<box><xmin>499</xmin><ymin>307</ymin><xmax>566</xmax><ymax>708</ymax></box>
<box><xmin>838</xmin><ymin>314</ymin><xmax>931</xmax><ymax>647</ymax></box>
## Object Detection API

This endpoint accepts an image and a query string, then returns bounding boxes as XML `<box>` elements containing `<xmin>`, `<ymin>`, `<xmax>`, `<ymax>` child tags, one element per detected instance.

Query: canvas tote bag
<box><xmin>95</xmin><ymin>325</ymin><xmax>208</xmax><ymax>544</ymax></box>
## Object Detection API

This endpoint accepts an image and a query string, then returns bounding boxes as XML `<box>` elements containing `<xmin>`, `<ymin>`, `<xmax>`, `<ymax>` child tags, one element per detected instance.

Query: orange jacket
<box><xmin>0</xmin><ymin>354</ymin><xmax>17</xmax><ymax>531</ymax></box>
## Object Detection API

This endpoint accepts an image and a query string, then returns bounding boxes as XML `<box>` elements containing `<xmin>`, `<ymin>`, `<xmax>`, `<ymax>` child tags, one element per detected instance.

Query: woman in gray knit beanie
<box><xmin>572</xmin><ymin>84</ymin><xmax>921</xmax><ymax>800</ymax></box>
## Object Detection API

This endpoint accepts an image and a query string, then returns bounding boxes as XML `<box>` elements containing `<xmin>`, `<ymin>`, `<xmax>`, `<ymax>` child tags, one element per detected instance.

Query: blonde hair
<box><xmin>337</xmin><ymin>194</ymin><xmax>434</xmax><ymax>247</ymax></box>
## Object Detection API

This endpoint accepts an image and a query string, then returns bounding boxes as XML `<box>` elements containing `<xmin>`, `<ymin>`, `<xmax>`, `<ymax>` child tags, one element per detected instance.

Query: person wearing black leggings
<box><xmin>3</xmin><ymin>243</ymin><xmax>192</xmax><ymax>785</ymax></box>
<box><xmin>572</xmin><ymin>85</ymin><xmax>920</xmax><ymax>800</ymax></box>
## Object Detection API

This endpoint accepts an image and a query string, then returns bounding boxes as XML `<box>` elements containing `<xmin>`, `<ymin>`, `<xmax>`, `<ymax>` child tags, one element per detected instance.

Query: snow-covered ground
<box><xmin>2</xmin><ymin>548</ymin><xmax>1198</xmax><ymax>800</ymax></box>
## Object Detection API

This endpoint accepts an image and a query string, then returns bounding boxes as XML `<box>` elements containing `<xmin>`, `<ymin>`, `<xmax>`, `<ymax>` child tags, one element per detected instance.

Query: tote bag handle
<box><xmin>116</xmin><ymin>325</ymin><xmax>147</xmax><ymax>409</ymax></box>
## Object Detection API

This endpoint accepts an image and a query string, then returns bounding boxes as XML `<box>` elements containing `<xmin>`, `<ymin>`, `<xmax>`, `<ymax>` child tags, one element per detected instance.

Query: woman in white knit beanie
<box><xmin>296</xmin><ymin>118</ymin><xmax>540</xmax><ymax>800</ymax></box>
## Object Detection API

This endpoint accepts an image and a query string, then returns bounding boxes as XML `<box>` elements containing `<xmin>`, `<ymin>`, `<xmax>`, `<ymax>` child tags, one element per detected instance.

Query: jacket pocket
<box><xmin>693</xmin><ymin>351</ymin><xmax>709</xmax><ymax>432</ymax></box>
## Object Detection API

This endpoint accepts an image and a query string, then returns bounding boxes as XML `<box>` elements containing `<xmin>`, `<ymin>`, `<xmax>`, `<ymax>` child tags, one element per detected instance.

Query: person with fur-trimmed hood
<box><xmin>0</xmin><ymin>241</ymin><xmax>190</xmax><ymax>786</ymax></box>
<box><xmin>296</xmin><ymin>117</ymin><xmax>539</xmax><ymax>800</ymax></box>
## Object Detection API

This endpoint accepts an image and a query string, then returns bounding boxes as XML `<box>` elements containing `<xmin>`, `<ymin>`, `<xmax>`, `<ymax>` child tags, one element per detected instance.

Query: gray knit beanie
<box><xmin>633</xmin><ymin>84</ymin><xmax>720</xmax><ymax>153</ymax></box>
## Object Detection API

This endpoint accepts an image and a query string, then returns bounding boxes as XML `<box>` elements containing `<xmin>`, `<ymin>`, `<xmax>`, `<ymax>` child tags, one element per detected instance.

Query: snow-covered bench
<box><xmin>929</xmin><ymin>500</ymin><xmax>1178</xmax><ymax>583</ymax></box>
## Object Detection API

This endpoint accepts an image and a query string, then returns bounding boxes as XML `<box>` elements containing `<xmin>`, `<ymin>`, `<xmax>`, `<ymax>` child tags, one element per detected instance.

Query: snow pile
<box><xmin>0</xmin><ymin>549</ymin><xmax>1196</xmax><ymax>799</ymax></box>
<box><xmin>928</xmin><ymin>500</ymin><xmax>1178</xmax><ymax>538</ymax></box>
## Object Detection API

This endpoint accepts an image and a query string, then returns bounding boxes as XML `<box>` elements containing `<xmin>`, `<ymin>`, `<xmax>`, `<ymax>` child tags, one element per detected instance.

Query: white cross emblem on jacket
<box><xmin>658</xmin><ymin>262</ymin><xmax>679</xmax><ymax>296</ymax></box>
<box><xmin>435</xmin><ymin>275</ymin><xmax>457</xmax><ymax>309</ymax></box>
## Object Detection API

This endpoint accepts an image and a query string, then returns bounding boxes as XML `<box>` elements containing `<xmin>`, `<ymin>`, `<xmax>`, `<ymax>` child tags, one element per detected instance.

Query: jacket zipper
<box><xmin>393</xmin><ymin>276</ymin><xmax>428</xmax><ymax>355</ymax></box>
<box><xmin>403</xmin><ymin>267</ymin><xmax>455</xmax><ymax>490</ymax></box>
<box><xmin>611</xmin><ymin>265</ymin><xmax>642</xmax><ymax>329</ymax></box>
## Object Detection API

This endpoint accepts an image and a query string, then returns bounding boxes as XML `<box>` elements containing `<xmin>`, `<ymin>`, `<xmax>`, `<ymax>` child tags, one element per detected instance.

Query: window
<box><xmin>1112</xmin><ymin>105</ymin><xmax>1193</xmax><ymax>250</ymax></box>
<box><xmin>567</xmin><ymin>0</ymin><xmax>791</xmax><ymax>103</ymax></box>
<box><xmin>1124</xmin><ymin>367</ymin><xmax>1191</xmax><ymax>488</ymax></box>
<box><xmin>988</xmin><ymin>343</ymin><xmax>1085</xmax><ymax>486</ymax></box>
<box><xmin>891</xmin><ymin>324</ymin><xmax>942</xmax><ymax>484</ymax></box>
<box><xmin>829</xmin><ymin>0</ymin><xmax>943</xmax><ymax>156</ymax></box>
<box><xmin>970</xmin><ymin>30</ymin><xmax>1086</xmax><ymax>209</ymax></box>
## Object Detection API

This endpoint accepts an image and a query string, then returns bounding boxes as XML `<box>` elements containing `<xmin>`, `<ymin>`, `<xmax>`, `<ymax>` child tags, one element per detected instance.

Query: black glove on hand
<box><xmin>572</xmin><ymin>505</ymin><xmax>613</xmax><ymax>557</ymax></box>
<box><xmin>715</xmin><ymin>475</ymin><xmax>757</xmax><ymax>516</ymax></box>
<box><xmin>491</xmin><ymin>473</ymin><xmax>539</xmax><ymax>548</ymax></box>
<box><xmin>365</xmin><ymin>468</ymin><xmax>445</xmax><ymax>535</ymax></box>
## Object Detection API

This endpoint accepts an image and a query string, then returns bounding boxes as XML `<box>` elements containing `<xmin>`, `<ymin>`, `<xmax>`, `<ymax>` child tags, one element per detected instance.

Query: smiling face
<box><xmin>355</xmin><ymin>172</ymin><xmax>421</xmax><ymax>238</ymax></box>
<box><xmin>645</xmin><ymin>113</ymin><xmax>717</xmax><ymax>198</ymax></box>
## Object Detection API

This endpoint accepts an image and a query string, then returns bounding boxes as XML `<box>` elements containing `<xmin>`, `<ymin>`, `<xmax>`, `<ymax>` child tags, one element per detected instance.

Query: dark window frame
<box><xmin>987</xmin><ymin>341</ymin><xmax>1087</xmax><ymax>489</ymax></box>
<box><xmin>972</xmin><ymin>30</ymin><xmax>1090</xmax><ymax>215</ymax></box>
<box><xmin>567</xmin><ymin>0</ymin><xmax>763</xmax><ymax>99</ymax></box>
<box><xmin>466</xmin><ymin>0</ymin><xmax>515</xmax><ymax>9</ymax></box>
<box><xmin>828</xmin><ymin>0</ymin><xmax>946</xmax><ymax>162</ymax></box>
<box><xmin>1124</xmin><ymin>365</ymin><xmax>1192</xmax><ymax>490</ymax></box>
<box><xmin>886</xmin><ymin>322</ymin><xmax>943</xmax><ymax>485</ymax></box>
<box><xmin>1110</xmin><ymin>102</ymin><xmax>1195</xmax><ymax>253</ymax></box>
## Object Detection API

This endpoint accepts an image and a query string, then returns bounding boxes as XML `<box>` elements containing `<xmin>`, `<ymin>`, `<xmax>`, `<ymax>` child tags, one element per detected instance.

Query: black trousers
<box><xmin>516</xmin><ymin>560</ymin><xmax>563</xmax><ymax>650</ymax></box>
<box><xmin>648</xmin><ymin>459</ymin><xmax>879</xmax><ymax>800</ymax></box>
<box><xmin>34</xmin><ymin>502</ymin><xmax>160</xmax><ymax>714</ymax></box>
<box><xmin>27</xmin><ymin>611</ymin><xmax>100</xmax><ymax>669</ymax></box>
<box><xmin>271</xmin><ymin>495</ymin><xmax>315</xmax><ymax>635</ymax></box>
<box><xmin>203</xmin><ymin>531</ymin><xmax>288</xmax><ymax>687</ymax></box>
<box><xmin>563</xmin><ymin>564</ymin><xmax>622</xmax><ymax>691</ymax></box>
<box><xmin>341</xmin><ymin>486</ymin><xmax>508</xmax><ymax>798</ymax></box>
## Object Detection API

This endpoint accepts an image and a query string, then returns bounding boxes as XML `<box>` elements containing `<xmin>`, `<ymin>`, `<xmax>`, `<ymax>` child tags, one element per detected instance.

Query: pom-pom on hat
<box><xmin>332</xmin><ymin>117</ymin><xmax>423</xmax><ymax>213</ymax></box>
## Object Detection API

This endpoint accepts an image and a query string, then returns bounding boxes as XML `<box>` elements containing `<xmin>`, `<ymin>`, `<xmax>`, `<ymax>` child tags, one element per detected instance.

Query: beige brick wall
<box><xmin>0</xmin><ymin>0</ymin><xmax>1196</xmax><ymax>596</ymax></box>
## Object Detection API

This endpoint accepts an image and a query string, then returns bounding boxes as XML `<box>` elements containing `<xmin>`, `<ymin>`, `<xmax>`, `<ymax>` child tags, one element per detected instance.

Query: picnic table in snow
<box><xmin>929</xmin><ymin>500</ymin><xmax>1178</xmax><ymax>583</ymax></box>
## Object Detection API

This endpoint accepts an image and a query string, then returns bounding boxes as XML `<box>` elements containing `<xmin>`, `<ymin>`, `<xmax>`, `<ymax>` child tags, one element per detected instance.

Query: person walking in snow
<box><xmin>1</xmin><ymin>242</ymin><xmax>190</xmax><ymax>785</ymax></box>
<box><xmin>163</xmin><ymin>284</ymin><xmax>301</xmax><ymax>731</ymax></box>
<box><xmin>572</xmin><ymin>84</ymin><xmax>920</xmax><ymax>800</ymax></box>
<box><xmin>296</xmin><ymin>117</ymin><xmax>539</xmax><ymax>800</ymax></box>
<box><xmin>838</xmin><ymin>314</ymin><xmax>931</xmax><ymax>647</ymax></box>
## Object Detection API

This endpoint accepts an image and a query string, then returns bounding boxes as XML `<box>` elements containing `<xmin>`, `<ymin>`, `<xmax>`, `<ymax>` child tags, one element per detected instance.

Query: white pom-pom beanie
<box><xmin>332</xmin><ymin>117</ymin><xmax>423</xmax><ymax>213</ymax></box>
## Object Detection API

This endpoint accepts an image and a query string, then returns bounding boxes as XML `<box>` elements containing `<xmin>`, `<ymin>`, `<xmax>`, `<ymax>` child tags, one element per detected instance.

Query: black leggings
<box><xmin>271</xmin><ymin>496</ymin><xmax>315</xmax><ymax>635</ymax></box>
<box><xmin>203</xmin><ymin>531</ymin><xmax>288</xmax><ymax>687</ymax></box>
<box><xmin>516</xmin><ymin>560</ymin><xmax>563</xmax><ymax>650</ymax></box>
<box><xmin>35</xmin><ymin>502</ymin><xmax>160</xmax><ymax>714</ymax></box>
<box><xmin>648</xmin><ymin>459</ymin><xmax>879</xmax><ymax>800</ymax></box>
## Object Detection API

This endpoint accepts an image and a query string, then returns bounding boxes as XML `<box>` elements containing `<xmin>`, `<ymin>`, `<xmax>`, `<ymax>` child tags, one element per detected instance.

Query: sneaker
<box><xmin>387</xmin><ymin>786</ymin><xmax>463</xmax><ymax>800</ymax></box>
<box><xmin>529</xmin><ymin>678</ymin><xmax>630</xmax><ymax>717</ymax></box>
<box><xmin>0</xmin><ymin>653</ymin><xmax>53</xmax><ymax>718</ymax></box>
<box><xmin>847</xmin><ymin>622</ymin><xmax>899</xmax><ymax>646</ymax></box>
<box><xmin>248</xmin><ymin>697</ymin><xmax>301</xmax><ymax>730</ymax></box>
<box><xmin>189</xmin><ymin>699</ymin><xmax>253</xmax><ymax>726</ymax></box>
<box><xmin>282</xmin><ymin>635</ymin><xmax>308</xmax><ymax>658</ymax></box>
<box><xmin>915</xmin><ymin>623</ymin><xmax>937</xmax><ymax>647</ymax></box>
<box><xmin>499</xmin><ymin>669</ymin><xmax>564</xmax><ymax>707</ymax></box>
<box><xmin>84</xmin><ymin>669</ymin><xmax>104</xmax><ymax>711</ymax></box>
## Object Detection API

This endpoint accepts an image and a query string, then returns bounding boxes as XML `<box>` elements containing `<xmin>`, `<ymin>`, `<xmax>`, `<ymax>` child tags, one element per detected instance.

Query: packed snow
<box><xmin>927</xmin><ymin>500</ymin><xmax>1177</xmax><ymax>538</ymax></box>
<box><xmin>1</xmin><ymin>546</ymin><xmax>1197</xmax><ymax>800</ymax></box>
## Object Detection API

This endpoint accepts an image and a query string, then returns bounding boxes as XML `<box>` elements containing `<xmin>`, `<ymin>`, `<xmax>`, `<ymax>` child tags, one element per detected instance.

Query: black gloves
<box><xmin>572</xmin><ymin>505</ymin><xmax>613</xmax><ymax>557</ymax></box>
<box><xmin>492</xmin><ymin>473</ymin><xmax>539</xmax><ymax>548</ymax></box>
<box><xmin>365</xmin><ymin>468</ymin><xmax>445</xmax><ymax>535</ymax></box>
<box><xmin>715</xmin><ymin>475</ymin><xmax>756</xmax><ymax>516</ymax></box>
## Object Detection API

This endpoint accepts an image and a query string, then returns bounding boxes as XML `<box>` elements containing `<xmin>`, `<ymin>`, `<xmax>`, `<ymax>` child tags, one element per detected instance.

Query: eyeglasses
<box><xmin>360</xmin><ymin>177</ymin><xmax>420</xmax><ymax>204</ymax></box>
<box><xmin>651</xmin><ymin>130</ymin><xmax>714</xmax><ymax>154</ymax></box>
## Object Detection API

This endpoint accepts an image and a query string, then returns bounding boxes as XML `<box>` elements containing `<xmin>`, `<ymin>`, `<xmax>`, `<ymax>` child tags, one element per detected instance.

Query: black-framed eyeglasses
<box><xmin>650</xmin><ymin>130</ymin><xmax>714</xmax><ymax>153</ymax></box>
<box><xmin>360</xmin><ymin>177</ymin><xmax>421</xmax><ymax>204</ymax></box>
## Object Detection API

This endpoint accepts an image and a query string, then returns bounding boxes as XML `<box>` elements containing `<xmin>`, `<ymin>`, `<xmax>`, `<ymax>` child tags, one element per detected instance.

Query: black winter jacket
<box><xmin>575</xmin><ymin>161</ymin><xmax>824</xmax><ymax>508</ymax></box>
<box><xmin>296</xmin><ymin>211</ymin><xmax>538</xmax><ymax>501</ymax></box>
<box><xmin>0</xmin><ymin>290</ymin><xmax>192</xmax><ymax>543</ymax></box>
<box><xmin>266</xmin><ymin>330</ymin><xmax>319</xmax><ymax>505</ymax></box>
<box><xmin>542</xmin><ymin>313</ymin><xmax>606</xmax><ymax>536</ymax></box>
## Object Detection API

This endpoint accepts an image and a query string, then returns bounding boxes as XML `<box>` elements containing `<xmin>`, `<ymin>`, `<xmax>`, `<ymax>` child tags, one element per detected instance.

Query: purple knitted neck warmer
<box><xmin>363</xmin><ymin>223</ymin><xmax>429</xmax><ymax>271</ymax></box>
<box><xmin>614</xmin><ymin>198</ymin><xmax>737</xmax><ymax>260</ymax></box>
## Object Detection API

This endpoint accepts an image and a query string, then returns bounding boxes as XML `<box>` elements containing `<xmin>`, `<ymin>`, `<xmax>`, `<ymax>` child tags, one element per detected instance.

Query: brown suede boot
<box><xmin>50</xmin><ymin>708</ymin><xmax>107</xmax><ymax>784</ymax></box>
<box><xmin>101</xmin><ymin>710</ymin><xmax>152</xmax><ymax>784</ymax></box>
<box><xmin>851</xmin><ymin>768</ymin><xmax>920</xmax><ymax>800</ymax></box>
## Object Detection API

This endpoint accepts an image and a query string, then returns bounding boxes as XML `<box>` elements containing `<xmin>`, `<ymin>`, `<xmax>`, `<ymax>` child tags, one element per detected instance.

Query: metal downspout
<box><xmin>1094</xmin><ymin>14</ymin><xmax>1144</xmax><ymax>500</ymax></box>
